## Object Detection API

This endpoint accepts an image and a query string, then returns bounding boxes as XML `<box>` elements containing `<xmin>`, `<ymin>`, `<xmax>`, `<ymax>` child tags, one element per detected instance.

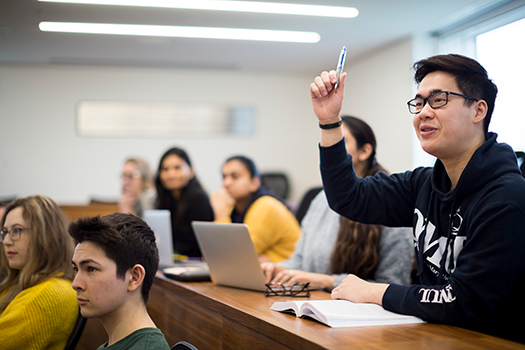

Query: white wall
<box><xmin>0</xmin><ymin>38</ymin><xmax>415</xmax><ymax>205</ymax></box>
<box><xmin>342</xmin><ymin>38</ymin><xmax>414</xmax><ymax>174</ymax></box>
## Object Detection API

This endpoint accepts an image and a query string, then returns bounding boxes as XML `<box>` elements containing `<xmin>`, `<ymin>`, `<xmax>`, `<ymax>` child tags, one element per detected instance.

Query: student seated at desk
<box><xmin>69</xmin><ymin>213</ymin><xmax>170</xmax><ymax>350</ymax></box>
<box><xmin>310</xmin><ymin>54</ymin><xmax>525</xmax><ymax>342</ymax></box>
<box><xmin>119</xmin><ymin>157</ymin><xmax>156</xmax><ymax>219</ymax></box>
<box><xmin>0</xmin><ymin>195</ymin><xmax>78</xmax><ymax>350</ymax></box>
<box><xmin>262</xmin><ymin>116</ymin><xmax>414</xmax><ymax>290</ymax></box>
<box><xmin>211</xmin><ymin>155</ymin><xmax>300</xmax><ymax>263</ymax></box>
<box><xmin>155</xmin><ymin>147</ymin><xmax>214</xmax><ymax>258</ymax></box>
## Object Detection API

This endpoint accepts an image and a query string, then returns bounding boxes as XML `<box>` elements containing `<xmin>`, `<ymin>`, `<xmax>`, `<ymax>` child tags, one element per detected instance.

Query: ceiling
<box><xmin>0</xmin><ymin>0</ymin><xmax>512</xmax><ymax>74</ymax></box>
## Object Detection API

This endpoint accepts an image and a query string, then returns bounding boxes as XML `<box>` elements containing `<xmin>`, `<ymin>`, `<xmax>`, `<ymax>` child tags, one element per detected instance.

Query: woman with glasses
<box><xmin>118</xmin><ymin>157</ymin><xmax>156</xmax><ymax>219</ymax></box>
<box><xmin>211</xmin><ymin>155</ymin><xmax>300</xmax><ymax>263</ymax></box>
<box><xmin>261</xmin><ymin>116</ymin><xmax>414</xmax><ymax>290</ymax></box>
<box><xmin>155</xmin><ymin>147</ymin><xmax>214</xmax><ymax>258</ymax></box>
<box><xmin>0</xmin><ymin>195</ymin><xmax>78</xmax><ymax>349</ymax></box>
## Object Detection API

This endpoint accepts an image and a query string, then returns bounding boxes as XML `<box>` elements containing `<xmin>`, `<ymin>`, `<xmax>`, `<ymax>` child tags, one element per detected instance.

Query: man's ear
<box><xmin>473</xmin><ymin>100</ymin><xmax>488</xmax><ymax>125</ymax></box>
<box><xmin>127</xmin><ymin>264</ymin><xmax>146</xmax><ymax>292</ymax></box>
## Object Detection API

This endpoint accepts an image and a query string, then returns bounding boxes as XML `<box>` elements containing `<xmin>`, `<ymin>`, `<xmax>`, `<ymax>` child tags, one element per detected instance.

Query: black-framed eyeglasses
<box><xmin>0</xmin><ymin>227</ymin><xmax>30</xmax><ymax>243</ymax></box>
<box><xmin>265</xmin><ymin>282</ymin><xmax>310</xmax><ymax>297</ymax></box>
<box><xmin>407</xmin><ymin>91</ymin><xmax>479</xmax><ymax>114</ymax></box>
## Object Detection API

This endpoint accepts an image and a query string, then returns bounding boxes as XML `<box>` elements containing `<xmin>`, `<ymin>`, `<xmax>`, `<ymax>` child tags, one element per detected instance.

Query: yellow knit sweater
<box><xmin>216</xmin><ymin>195</ymin><xmax>301</xmax><ymax>262</ymax></box>
<box><xmin>0</xmin><ymin>277</ymin><xmax>78</xmax><ymax>350</ymax></box>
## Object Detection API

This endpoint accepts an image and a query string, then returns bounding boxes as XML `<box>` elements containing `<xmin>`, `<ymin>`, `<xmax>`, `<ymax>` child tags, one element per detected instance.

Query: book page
<box><xmin>270</xmin><ymin>300</ymin><xmax>303</xmax><ymax>314</ymax></box>
<box><xmin>307</xmin><ymin>300</ymin><xmax>416</xmax><ymax>320</ymax></box>
<box><xmin>271</xmin><ymin>300</ymin><xmax>424</xmax><ymax>328</ymax></box>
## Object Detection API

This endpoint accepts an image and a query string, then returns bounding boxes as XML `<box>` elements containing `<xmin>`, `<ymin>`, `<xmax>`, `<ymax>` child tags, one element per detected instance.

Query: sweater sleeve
<box><xmin>0</xmin><ymin>278</ymin><xmax>79</xmax><ymax>350</ymax></box>
<box><xmin>278</xmin><ymin>192</ymin><xmax>328</xmax><ymax>271</ymax></box>
<box><xmin>244</xmin><ymin>196</ymin><xmax>301</xmax><ymax>262</ymax></box>
<box><xmin>319</xmin><ymin>139</ymin><xmax>423</xmax><ymax>227</ymax></box>
<box><xmin>372</xmin><ymin>226</ymin><xmax>414</xmax><ymax>286</ymax></box>
<box><xmin>278</xmin><ymin>233</ymin><xmax>305</xmax><ymax>270</ymax></box>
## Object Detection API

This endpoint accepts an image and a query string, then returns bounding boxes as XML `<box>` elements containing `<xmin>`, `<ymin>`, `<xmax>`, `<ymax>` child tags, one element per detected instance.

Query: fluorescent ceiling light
<box><xmin>38</xmin><ymin>22</ymin><xmax>321</xmax><ymax>43</ymax></box>
<box><xmin>38</xmin><ymin>0</ymin><xmax>359</xmax><ymax>18</ymax></box>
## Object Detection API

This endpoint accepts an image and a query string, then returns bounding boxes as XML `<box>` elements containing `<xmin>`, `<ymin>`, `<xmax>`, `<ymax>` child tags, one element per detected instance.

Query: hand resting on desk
<box><xmin>261</xmin><ymin>262</ymin><xmax>335</xmax><ymax>290</ymax></box>
<box><xmin>331</xmin><ymin>274</ymin><xmax>389</xmax><ymax>305</ymax></box>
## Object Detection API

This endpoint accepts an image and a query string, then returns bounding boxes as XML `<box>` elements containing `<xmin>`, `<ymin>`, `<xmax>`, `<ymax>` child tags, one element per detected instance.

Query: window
<box><xmin>476</xmin><ymin>17</ymin><xmax>525</xmax><ymax>151</ymax></box>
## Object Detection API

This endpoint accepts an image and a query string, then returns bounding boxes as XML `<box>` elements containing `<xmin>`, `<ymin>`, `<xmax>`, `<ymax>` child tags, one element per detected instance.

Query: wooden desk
<box><xmin>59</xmin><ymin>203</ymin><xmax>120</xmax><ymax>222</ymax></box>
<box><xmin>147</xmin><ymin>275</ymin><xmax>525</xmax><ymax>350</ymax></box>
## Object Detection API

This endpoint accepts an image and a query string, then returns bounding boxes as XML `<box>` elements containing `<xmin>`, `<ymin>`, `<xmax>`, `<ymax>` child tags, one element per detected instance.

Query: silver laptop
<box><xmin>191</xmin><ymin>221</ymin><xmax>267</xmax><ymax>292</ymax></box>
<box><xmin>144</xmin><ymin>209</ymin><xmax>175</xmax><ymax>268</ymax></box>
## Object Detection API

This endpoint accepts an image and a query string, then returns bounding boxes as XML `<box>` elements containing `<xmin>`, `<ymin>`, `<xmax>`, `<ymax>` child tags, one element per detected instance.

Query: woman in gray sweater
<box><xmin>262</xmin><ymin>116</ymin><xmax>414</xmax><ymax>290</ymax></box>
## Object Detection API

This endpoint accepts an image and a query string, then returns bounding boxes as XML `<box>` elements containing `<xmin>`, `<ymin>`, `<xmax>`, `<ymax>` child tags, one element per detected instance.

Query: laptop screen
<box><xmin>144</xmin><ymin>209</ymin><xmax>174</xmax><ymax>268</ymax></box>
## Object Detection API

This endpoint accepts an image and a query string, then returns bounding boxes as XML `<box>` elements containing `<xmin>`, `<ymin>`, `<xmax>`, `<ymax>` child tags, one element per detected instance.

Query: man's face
<box><xmin>412</xmin><ymin>71</ymin><xmax>483</xmax><ymax>161</ymax></box>
<box><xmin>71</xmin><ymin>241</ymin><xmax>131</xmax><ymax>320</ymax></box>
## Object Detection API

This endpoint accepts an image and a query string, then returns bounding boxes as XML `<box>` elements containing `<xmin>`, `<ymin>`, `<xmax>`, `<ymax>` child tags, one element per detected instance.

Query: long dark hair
<box><xmin>330</xmin><ymin>116</ymin><xmax>387</xmax><ymax>279</ymax></box>
<box><xmin>155</xmin><ymin>147</ymin><xmax>206</xmax><ymax>225</ymax></box>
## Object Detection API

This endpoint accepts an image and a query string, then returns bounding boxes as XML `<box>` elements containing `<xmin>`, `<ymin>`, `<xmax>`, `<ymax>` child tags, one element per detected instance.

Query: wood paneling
<box><xmin>59</xmin><ymin>203</ymin><xmax>120</xmax><ymax>222</ymax></box>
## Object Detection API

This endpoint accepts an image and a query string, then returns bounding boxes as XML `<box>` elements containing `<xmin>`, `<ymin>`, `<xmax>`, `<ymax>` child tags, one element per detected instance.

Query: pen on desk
<box><xmin>335</xmin><ymin>46</ymin><xmax>347</xmax><ymax>89</ymax></box>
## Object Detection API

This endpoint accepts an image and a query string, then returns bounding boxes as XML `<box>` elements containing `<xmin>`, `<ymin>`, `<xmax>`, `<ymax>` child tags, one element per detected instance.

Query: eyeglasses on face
<box><xmin>0</xmin><ymin>227</ymin><xmax>30</xmax><ymax>243</ymax></box>
<box><xmin>265</xmin><ymin>282</ymin><xmax>310</xmax><ymax>297</ymax></box>
<box><xmin>121</xmin><ymin>170</ymin><xmax>142</xmax><ymax>180</ymax></box>
<box><xmin>407</xmin><ymin>91</ymin><xmax>479</xmax><ymax>114</ymax></box>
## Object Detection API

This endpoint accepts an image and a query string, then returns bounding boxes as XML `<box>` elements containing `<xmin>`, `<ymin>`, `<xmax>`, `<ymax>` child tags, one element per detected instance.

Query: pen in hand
<box><xmin>335</xmin><ymin>46</ymin><xmax>347</xmax><ymax>89</ymax></box>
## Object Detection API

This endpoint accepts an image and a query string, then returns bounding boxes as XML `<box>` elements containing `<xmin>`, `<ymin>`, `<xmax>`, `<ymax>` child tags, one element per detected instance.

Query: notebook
<box><xmin>191</xmin><ymin>221</ymin><xmax>268</xmax><ymax>292</ymax></box>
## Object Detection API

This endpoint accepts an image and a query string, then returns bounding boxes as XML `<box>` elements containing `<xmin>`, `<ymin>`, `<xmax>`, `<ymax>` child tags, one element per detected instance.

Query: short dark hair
<box><xmin>413</xmin><ymin>54</ymin><xmax>498</xmax><ymax>137</ymax></box>
<box><xmin>68</xmin><ymin>213</ymin><xmax>159</xmax><ymax>303</ymax></box>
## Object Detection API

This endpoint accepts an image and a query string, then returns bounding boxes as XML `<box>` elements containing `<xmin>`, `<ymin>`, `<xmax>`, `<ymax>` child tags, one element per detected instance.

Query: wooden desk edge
<box><xmin>151</xmin><ymin>275</ymin><xmax>525</xmax><ymax>349</ymax></box>
<box><xmin>153</xmin><ymin>275</ymin><xmax>320</xmax><ymax>348</ymax></box>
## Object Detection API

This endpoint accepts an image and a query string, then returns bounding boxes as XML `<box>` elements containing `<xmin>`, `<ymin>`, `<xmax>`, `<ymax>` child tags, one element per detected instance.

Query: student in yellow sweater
<box><xmin>0</xmin><ymin>195</ymin><xmax>78</xmax><ymax>350</ymax></box>
<box><xmin>211</xmin><ymin>156</ymin><xmax>300</xmax><ymax>263</ymax></box>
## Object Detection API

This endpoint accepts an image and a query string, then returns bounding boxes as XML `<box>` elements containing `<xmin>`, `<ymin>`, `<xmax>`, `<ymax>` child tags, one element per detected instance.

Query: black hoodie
<box><xmin>320</xmin><ymin>133</ymin><xmax>525</xmax><ymax>342</ymax></box>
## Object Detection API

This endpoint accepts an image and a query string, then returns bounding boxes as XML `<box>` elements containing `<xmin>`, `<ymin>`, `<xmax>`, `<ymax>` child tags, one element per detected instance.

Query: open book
<box><xmin>270</xmin><ymin>300</ymin><xmax>425</xmax><ymax>328</ymax></box>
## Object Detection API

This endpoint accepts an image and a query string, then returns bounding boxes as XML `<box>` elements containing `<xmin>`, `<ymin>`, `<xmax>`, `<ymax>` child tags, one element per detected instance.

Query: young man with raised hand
<box><xmin>69</xmin><ymin>213</ymin><xmax>170</xmax><ymax>349</ymax></box>
<box><xmin>310</xmin><ymin>54</ymin><xmax>525</xmax><ymax>342</ymax></box>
